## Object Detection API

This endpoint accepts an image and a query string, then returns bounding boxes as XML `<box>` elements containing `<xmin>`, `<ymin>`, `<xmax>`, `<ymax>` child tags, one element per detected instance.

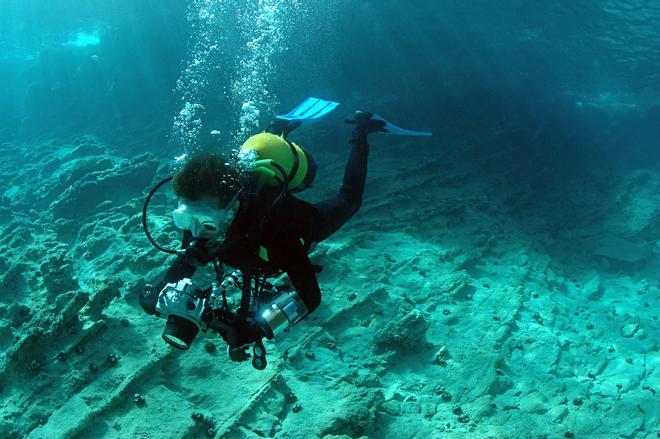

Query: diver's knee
<box><xmin>339</xmin><ymin>191</ymin><xmax>363</xmax><ymax>215</ymax></box>
<box><xmin>343</xmin><ymin>196</ymin><xmax>362</xmax><ymax>218</ymax></box>
<box><xmin>352</xmin><ymin>197</ymin><xmax>363</xmax><ymax>214</ymax></box>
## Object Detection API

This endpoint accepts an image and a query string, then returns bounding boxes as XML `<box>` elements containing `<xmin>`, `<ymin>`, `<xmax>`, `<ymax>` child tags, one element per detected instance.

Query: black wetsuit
<box><xmin>157</xmin><ymin>133</ymin><xmax>369</xmax><ymax>315</ymax></box>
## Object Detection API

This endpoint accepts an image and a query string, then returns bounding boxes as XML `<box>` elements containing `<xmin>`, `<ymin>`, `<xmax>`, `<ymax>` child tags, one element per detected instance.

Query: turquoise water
<box><xmin>0</xmin><ymin>1</ymin><xmax>658</xmax><ymax>438</ymax></box>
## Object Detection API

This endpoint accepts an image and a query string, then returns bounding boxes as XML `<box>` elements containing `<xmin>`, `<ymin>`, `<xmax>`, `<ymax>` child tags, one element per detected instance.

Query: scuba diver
<box><xmin>139</xmin><ymin>98</ymin><xmax>431</xmax><ymax>369</ymax></box>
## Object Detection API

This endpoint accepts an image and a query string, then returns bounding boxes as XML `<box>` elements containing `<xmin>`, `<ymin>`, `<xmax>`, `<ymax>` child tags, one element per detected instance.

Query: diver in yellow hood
<box><xmin>139</xmin><ymin>98</ymin><xmax>429</xmax><ymax>367</ymax></box>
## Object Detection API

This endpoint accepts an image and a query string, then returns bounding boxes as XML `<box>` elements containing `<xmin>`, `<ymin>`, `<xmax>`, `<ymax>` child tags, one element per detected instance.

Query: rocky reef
<box><xmin>0</xmin><ymin>131</ymin><xmax>657</xmax><ymax>438</ymax></box>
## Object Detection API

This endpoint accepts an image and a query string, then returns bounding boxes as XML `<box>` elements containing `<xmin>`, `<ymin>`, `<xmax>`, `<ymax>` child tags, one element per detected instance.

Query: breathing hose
<box><xmin>142</xmin><ymin>176</ymin><xmax>178</xmax><ymax>255</ymax></box>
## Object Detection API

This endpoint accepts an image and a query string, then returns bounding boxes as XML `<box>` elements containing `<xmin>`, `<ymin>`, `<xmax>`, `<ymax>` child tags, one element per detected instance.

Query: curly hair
<box><xmin>172</xmin><ymin>153</ymin><xmax>244</xmax><ymax>206</ymax></box>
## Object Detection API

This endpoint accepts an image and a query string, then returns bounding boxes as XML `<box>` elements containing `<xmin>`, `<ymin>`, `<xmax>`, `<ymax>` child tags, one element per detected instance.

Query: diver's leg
<box><xmin>310</xmin><ymin>135</ymin><xmax>369</xmax><ymax>242</ymax></box>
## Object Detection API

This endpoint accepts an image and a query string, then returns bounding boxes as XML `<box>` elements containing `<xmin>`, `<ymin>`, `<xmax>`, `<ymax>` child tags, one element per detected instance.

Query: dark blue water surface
<box><xmin>1</xmin><ymin>1</ymin><xmax>658</xmax><ymax>166</ymax></box>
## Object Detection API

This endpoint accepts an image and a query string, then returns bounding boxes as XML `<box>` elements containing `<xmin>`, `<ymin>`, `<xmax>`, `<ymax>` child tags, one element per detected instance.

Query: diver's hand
<box><xmin>223</xmin><ymin>318</ymin><xmax>267</xmax><ymax>363</ymax></box>
<box><xmin>236</xmin><ymin>319</ymin><xmax>268</xmax><ymax>345</ymax></box>
<box><xmin>227</xmin><ymin>345</ymin><xmax>250</xmax><ymax>362</ymax></box>
<box><xmin>345</xmin><ymin>111</ymin><xmax>387</xmax><ymax>141</ymax></box>
<box><xmin>183</xmin><ymin>239</ymin><xmax>214</xmax><ymax>267</ymax></box>
<box><xmin>266</xmin><ymin>118</ymin><xmax>301</xmax><ymax>138</ymax></box>
<box><xmin>139</xmin><ymin>283</ymin><xmax>159</xmax><ymax>315</ymax></box>
<box><xmin>223</xmin><ymin>318</ymin><xmax>267</xmax><ymax>349</ymax></box>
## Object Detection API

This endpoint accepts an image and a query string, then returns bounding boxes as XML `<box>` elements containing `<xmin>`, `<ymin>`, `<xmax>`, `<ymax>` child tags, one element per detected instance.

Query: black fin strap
<box><xmin>285</xmin><ymin>140</ymin><xmax>300</xmax><ymax>188</ymax></box>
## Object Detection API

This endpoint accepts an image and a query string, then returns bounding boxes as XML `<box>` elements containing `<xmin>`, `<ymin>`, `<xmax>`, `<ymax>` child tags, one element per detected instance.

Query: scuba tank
<box><xmin>239</xmin><ymin>133</ymin><xmax>317</xmax><ymax>194</ymax></box>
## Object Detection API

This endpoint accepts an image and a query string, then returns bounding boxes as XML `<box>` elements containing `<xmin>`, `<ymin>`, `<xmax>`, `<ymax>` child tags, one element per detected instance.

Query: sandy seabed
<box><xmin>0</xmin><ymin>133</ymin><xmax>657</xmax><ymax>439</ymax></box>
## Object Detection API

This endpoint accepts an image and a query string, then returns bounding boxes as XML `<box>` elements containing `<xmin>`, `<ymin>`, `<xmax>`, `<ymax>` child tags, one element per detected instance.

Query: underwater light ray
<box><xmin>65</xmin><ymin>30</ymin><xmax>101</xmax><ymax>47</ymax></box>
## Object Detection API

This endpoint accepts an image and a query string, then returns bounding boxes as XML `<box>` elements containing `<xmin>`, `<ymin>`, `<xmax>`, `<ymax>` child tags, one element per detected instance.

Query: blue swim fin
<box><xmin>372</xmin><ymin>114</ymin><xmax>432</xmax><ymax>137</ymax></box>
<box><xmin>345</xmin><ymin>112</ymin><xmax>432</xmax><ymax>137</ymax></box>
<box><xmin>276</xmin><ymin>97</ymin><xmax>340</xmax><ymax>125</ymax></box>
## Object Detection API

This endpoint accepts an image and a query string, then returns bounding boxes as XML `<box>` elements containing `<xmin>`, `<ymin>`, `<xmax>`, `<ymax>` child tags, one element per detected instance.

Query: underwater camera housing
<box><xmin>152</xmin><ymin>271</ymin><xmax>253</xmax><ymax>351</ymax></box>
<box><xmin>155</xmin><ymin>279</ymin><xmax>207</xmax><ymax>349</ymax></box>
<box><xmin>148</xmin><ymin>267</ymin><xmax>285</xmax><ymax>373</ymax></box>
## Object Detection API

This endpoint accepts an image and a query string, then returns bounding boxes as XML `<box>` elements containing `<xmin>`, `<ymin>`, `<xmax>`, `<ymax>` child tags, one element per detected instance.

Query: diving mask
<box><xmin>172</xmin><ymin>199</ymin><xmax>239</xmax><ymax>238</ymax></box>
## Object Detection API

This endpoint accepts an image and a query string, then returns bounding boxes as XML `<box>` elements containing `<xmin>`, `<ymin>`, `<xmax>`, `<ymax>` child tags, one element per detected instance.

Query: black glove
<box><xmin>228</xmin><ymin>345</ymin><xmax>251</xmax><ymax>362</ymax></box>
<box><xmin>139</xmin><ymin>283</ymin><xmax>159</xmax><ymax>315</ymax></box>
<box><xmin>183</xmin><ymin>239</ymin><xmax>215</xmax><ymax>267</ymax></box>
<box><xmin>266</xmin><ymin>118</ymin><xmax>301</xmax><ymax>138</ymax></box>
<box><xmin>217</xmin><ymin>321</ymin><xmax>248</xmax><ymax>362</ymax></box>
<box><xmin>235</xmin><ymin>318</ymin><xmax>268</xmax><ymax>345</ymax></box>
<box><xmin>222</xmin><ymin>317</ymin><xmax>267</xmax><ymax>352</ymax></box>
<box><xmin>345</xmin><ymin>111</ymin><xmax>387</xmax><ymax>142</ymax></box>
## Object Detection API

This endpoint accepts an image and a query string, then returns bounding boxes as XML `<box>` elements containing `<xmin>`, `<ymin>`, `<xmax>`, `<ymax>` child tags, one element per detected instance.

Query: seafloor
<box><xmin>0</xmin><ymin>126</ymin><xmax>657</xmax><ymax>438</ymax></box>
